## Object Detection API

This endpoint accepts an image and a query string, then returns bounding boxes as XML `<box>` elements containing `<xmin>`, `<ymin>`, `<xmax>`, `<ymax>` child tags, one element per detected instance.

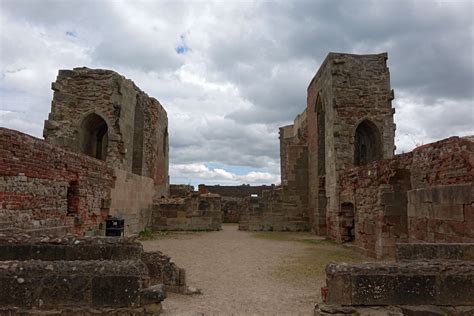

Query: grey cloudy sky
<box><xmin>0</xmin><ymin>0</ymin><xmax>473</xmax><ymax>186</ymax></box>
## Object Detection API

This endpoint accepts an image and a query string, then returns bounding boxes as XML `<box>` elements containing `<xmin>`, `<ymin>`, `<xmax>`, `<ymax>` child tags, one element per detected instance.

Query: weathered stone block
<box><xmin>431</xmin><ymin>203</ymin><xmax>464</xmax><ymax>221</ymax></box>
<box><xmin>91</xmin><ymin>276</ymin><xmax>141</xmax><ymax>307</ymax></box>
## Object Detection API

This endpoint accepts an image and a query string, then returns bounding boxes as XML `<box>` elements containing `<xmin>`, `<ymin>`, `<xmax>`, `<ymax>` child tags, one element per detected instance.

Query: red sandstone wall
<box><xmin>337</xmin><ymin>136</ymin><xmax>473</xmax><ymax>258</ymax></box>
<box><xmin>0</xmin><ymin>128</ymin><xmax>114</xmax><ymax>235</ymax></box>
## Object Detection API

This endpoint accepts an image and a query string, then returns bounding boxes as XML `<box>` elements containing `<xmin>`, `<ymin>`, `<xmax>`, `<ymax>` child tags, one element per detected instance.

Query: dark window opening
<box><xmin>340</xmin><ymin>202</ymin><xmax>355</xmax><ymax>242</ymax></box>
<box><xmin>315</xmin><ymin>94</ymin><xmax>326</xmax><ymax>176</ymax></box>
<box><xmin>163</xmin><ymin>126</ymin><xmax>168</xmax><ymax>157</ymax></box>
<box><xmin>354</xmin><ymin>119</ymin><xmax>382</xmax><ymax>166</ymax></box>
<box><xmin>132</xmin><ymin>103</ymin><xmax>144</xmax><ymax>175</ymax></box>
<box><xmin>79</xmin><ymin>113</ymin><xmax>108</xmax><ymax>160</ymax></box>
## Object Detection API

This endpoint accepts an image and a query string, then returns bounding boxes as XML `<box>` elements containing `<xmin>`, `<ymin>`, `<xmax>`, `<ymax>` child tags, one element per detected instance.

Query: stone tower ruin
<box><xmin>281</xmin><ymin>52</ymin><xmax>396</xmax><ymax>235</ymax></box>
<box><xmin>43</xmin><ymin>67</ymin><xmax>169</xmax><ymax>197</ymax></box>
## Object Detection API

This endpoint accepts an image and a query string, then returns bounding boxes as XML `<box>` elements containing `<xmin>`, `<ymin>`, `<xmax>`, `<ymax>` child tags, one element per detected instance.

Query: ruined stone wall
<box><xmin>198</xmin><ymin>184</ymin><xmax>277</xmax><ymax>223</ymax></box>
<box><xmin>198</xmin><ymin>184</ymin><xmax>275</xmax><ymax>197</ymax></box>
<box><xmin>238</xmin><ymin>187</ymin><xmax>311</xmax><ymax>231</ymax></box>
<box><xmin>338</xmin><ymin>136</ymin><xmax>473</xmax><ymax>258</ymax></box>
<box><xmin>279</xmin><ymin>110</ymin><xmax>307</xmax><ymax>185</ymax></box>
<box><xmin>170</xmin><ymin>184</ymin><xmax>194</xmax><ymax>197</ymax></box>
<box><xmin>109</xmin><ymin>169</ymin><xmax>155</xmax><ymax>235</ymax></box>
<box><xmin>306</xmin><ymin>52</ymin><xmax>395</xmax><ymax>235</ymax></box>
<box><xmin>239</xmin><ymin>144</ymin><xmax>310</xmax><ymax>231</ymax></box>
<box><xmin>0</xmin><ymin>128</ymin><xmax>113</xmax><ymax>236</ymax></box>
<box><xmin>43</xmin><ymin>67</ymin><xmax>169</xmax><ymax>197</ymax></box>
<box><xmin>152</xmin><ymin>193</ymin><xmax>222</xmax><ymax>231</ymax></box>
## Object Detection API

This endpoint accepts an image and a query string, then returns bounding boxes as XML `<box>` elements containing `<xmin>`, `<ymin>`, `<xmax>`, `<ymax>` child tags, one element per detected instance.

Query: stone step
<box><xmin>22</xmin><ymin>226</ymin><xmax>71</xmax><ymax>237</ymax></box>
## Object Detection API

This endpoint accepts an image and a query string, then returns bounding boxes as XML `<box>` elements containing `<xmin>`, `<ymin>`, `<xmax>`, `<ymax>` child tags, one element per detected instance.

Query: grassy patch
<box><xmin>137</xmin><ymin>228</ymin><xmax>154</xmax><ymax>240</ymax></box>
<box><xmin>252</xmin><ymin>231</ymin><xmax>366</xmax><ymax>284</ymax></box>
<box><xmin>137</xmin><ymin>229</ymin><xmax>171</xmax><ymax>240</ymax></box>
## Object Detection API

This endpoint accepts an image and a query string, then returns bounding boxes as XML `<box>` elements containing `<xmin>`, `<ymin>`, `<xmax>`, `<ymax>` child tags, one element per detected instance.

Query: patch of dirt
<box><xmin>141</xmin><ymin>224</ymin><xmax>367</xmax><ymax>315</ymax></box>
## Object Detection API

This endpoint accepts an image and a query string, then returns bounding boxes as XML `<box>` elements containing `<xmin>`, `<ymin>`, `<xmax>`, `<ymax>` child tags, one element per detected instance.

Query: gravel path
<box><xmin>141</xmin><ymin>224</ymin><xmax>328</xmax><ymax>315</ymax></box>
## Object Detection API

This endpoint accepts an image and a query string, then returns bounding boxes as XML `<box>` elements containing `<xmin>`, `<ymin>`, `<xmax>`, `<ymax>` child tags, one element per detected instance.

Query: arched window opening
<box><xmin>354</xmin><ymin>120</ymin><xmax>382</xmax><ymax>166</ymax></box>
<box><xmin>80</xmin><ymin>113</ymin><xmax>108</xmax><ymax>160</ymax></box>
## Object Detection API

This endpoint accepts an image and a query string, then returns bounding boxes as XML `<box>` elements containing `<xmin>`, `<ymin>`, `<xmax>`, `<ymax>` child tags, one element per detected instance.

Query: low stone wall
<box><xmin>397</xmin><ymin>243</ymin><xmax>474</xmax><ymax>261</ymax></box>
<box><xmin>110</xmin><ymin>169</ymin><xmax>155</xmax><ymax>235</ymax></box>
<box><xmin>152</xmin><ymin>193</ymin><xmax>222</xmax><ymax>231</ymax></box>
<box><xmin>239</xmin><ymin>188</ymin><xmax>310</xmax><ymax>231</ymax></box>
<box><xmin>324</xmin><ymin>261</ymin><xmax>474</xmax><ymax>306</ymax></box>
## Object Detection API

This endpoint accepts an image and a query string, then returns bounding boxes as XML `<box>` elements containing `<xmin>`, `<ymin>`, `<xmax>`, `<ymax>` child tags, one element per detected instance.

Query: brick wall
<box><xmin>0</xmin><ymin>128</ymin><xmax>114</xmax><ymax>235</ymax></box>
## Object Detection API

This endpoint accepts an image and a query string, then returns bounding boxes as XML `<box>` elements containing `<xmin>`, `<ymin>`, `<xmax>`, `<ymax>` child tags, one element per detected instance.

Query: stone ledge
<box><xmin>325</xmin><ymin>261</ymin><xmax>474</xmax><ymax>306</ymax></box>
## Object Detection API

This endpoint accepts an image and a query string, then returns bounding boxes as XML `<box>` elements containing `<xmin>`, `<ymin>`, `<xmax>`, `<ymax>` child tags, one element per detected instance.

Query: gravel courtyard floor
<box><xmin>141</xmin><ymin>224</ymin><xmax>366</xmax><ymax>316</ymax></box>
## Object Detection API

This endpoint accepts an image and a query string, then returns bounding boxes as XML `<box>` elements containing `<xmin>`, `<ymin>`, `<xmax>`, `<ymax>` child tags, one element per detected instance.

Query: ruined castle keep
<box><xmin>1</xmin><ymin>68</ymin><xmax>169</xmax><ymax>235</ymax></box>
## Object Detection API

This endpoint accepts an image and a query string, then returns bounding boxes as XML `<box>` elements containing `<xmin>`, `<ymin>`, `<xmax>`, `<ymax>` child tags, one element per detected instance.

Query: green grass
<box><xmin>253</xmin><ymin>230</ymin><xmax>366</xmax><ymax>284</ymax></box>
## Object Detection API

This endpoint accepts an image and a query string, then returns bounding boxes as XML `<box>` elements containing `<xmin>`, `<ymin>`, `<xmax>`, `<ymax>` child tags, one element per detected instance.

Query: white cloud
<box><xmin>170</xmin><ymin>163</ymin><xmax>279</xmax><ymax>186</ymax></box>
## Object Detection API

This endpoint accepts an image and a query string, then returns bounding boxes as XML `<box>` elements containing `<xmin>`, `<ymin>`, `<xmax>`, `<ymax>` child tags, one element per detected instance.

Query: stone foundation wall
<box><xmin>0</xmin><ymin>128</ymin><xmax>114</xmax><ymax>236</ymax></box>
<box><xmin>110</xmin><ymin>169</ymin><xmax>155</xmax><ymax>235</ymax></box>
<box><xmin>152</xmin><ymin>193</ymin><xmax>222</xmax><ymax>231</ymax></box>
